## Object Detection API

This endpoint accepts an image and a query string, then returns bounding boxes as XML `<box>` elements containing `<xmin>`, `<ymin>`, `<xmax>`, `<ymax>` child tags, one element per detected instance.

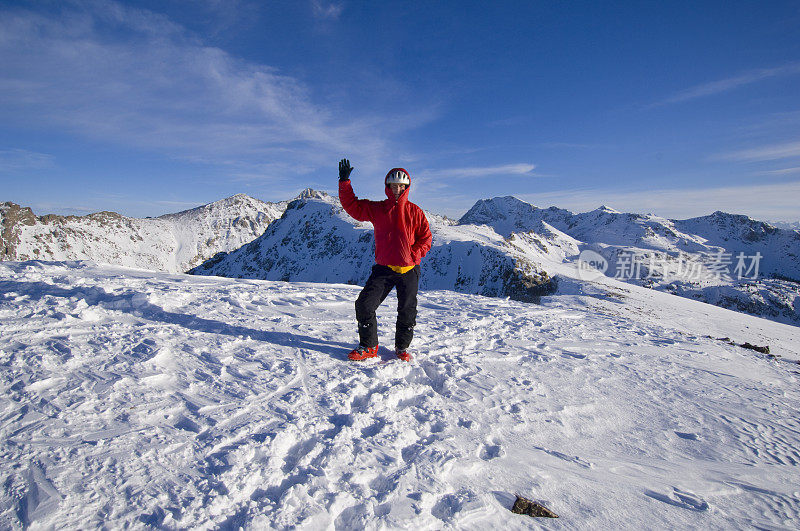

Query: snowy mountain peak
<box><xmin>697</xmin><ymin>210</ymin><xmax>784</xmax><ymax>231</ymax></box>
<box><xmin>458</xmin><ymin>196</ymin><xmax>546</xmax><ymax>237</ymax></box>
<box><xmin>295</xmin><ymin>188</ymin><xmax>331</xmax><ymax>201</ymax></box>
<box><xmin>594</xmin><ymin>205</ymin><xmax>621</xmax><ymax>214</ymax></box>
<box><xmin>676</xmin><ymin>210</ymin><xmax>785</xmax><ymax>245</ymax></box>
<box><xmin>459</xmin><ymin>196</ymin><xmax>538</xmax><ymax>224</ymax></box>
<box><xmin>706</xmin><ymin>210</ymin><xmax>762</xmax><ymax>224</ymax></box>
<box><xmin>215</xmin><ymin>193</ymin><xmax>253</xmax><ymax>205</ymax></box>
<box><xmin>157</xmin><ymin>193</ymin><xmax>269</xmax><ymax>221</ymax></box>
<box><xmin>458</xmin><ymin>196</ymin><xmax>576</xmax><ymax>238</ymax></box>
<box><xmin>1</xmin><ymin>195</ymin><xmax>287</xmax><ymax>273</ymax></box>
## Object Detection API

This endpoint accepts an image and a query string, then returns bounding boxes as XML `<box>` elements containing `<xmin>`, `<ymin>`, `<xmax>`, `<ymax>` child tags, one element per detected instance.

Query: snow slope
<box><xmin>0</xmin><ymin>194</ymin><xmax>285</xmax><ymax>273</ymax></box>
<box><xmin>1</xmin><ymin>260</ymin><xmax>799</xmax><ymax>529</ymax></box>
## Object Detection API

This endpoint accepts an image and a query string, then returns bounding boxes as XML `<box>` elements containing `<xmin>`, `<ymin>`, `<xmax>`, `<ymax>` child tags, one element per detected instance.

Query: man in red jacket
<box><xmin>338</xmin><ymin>158</ymin><xmax>432</xmax><ymax>362</ymax></box>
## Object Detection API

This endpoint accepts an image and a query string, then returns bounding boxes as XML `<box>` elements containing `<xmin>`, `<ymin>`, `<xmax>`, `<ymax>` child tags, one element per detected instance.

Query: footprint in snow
<box><xmin>674</xmin><ymin>431</ymin><xmax>700</xmax><ymax>441</ymax></box>
<box><xmin>651</xmin><ymin>338</ymin><xmax>677</xmax><ymax>346</ymax></box>
<box><xmin>360</xmin><ymin>419</ymin><xmax>385</xmax><ymax>438</ymax></box>
<box><xmin>430</xmin><ymin>420</ymin><xmax>447</xmax><ymax>433</ymax></box>
<box><xmin>644</xmin><ymin>487</ymin><xmax>709</xmax><ymax>512</ymax></box>
<box><xmin>479</xmin><ymin>442</ymin><xmax>504</xmax><ymax>460</ymax></box>
<box><xmin>501</xmin><ymin>401</ymin><xmax>523</xmax><ymax>415</ymax></box>
<box><xmin>173</xmin><ymin>415</ymin><xmax>201</xmax><ymax>433</ymax></box>
<box><xmin>281</xmin><ymin>438</ymin><xmax>319</xmax><ymax>473</ymax></box>
<box><xmin>458</xmin><ymin>418</ymin><xmax>476</xmax><ymax>429</ymax></box>
<box><xmin>534</xmin><ymin>446</ymin><xmax>593</xmax><ymax>469</ymax></box>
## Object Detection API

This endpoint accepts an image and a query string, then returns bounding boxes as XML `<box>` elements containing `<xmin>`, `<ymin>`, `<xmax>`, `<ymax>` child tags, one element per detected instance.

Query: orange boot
<box><xmin>348</xmin><ymin>345</ymin><xmax>379</xmax><ymax>361</ymax></box>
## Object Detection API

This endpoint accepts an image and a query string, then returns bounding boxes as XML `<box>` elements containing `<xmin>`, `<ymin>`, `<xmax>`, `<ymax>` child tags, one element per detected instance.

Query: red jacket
<box><xmin>339</xmin><ymin>180</ymin><xmax>432</xmax><ymax>267</ymax></box>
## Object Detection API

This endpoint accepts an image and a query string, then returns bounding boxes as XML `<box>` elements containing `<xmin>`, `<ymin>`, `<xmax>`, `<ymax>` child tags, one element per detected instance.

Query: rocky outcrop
<box><xmin>1</xmin><ymin>202</ymin><xmax>37</xmax><ymax>260</ymax></box>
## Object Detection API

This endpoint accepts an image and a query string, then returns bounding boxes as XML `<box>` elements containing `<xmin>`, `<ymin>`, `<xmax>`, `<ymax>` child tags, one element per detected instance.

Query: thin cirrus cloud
<box><xmin>759</xmin><ymin>167</ymin><xmax>800</xmax><ymax>175</ymax></box>
<box><xmin>0</xmin><ymin>149</ymin><xmax>55</xmax><ymax>173</ymax></box>
<box><xmin>717</xmin><ymin>140</ymin><xmax>800</xmax><ymax>162</ymax></box>
<box><xmin>516</xmin><ymin>181</ymin><xmax>800</xmax><ymax>221</ymax></box>
<box><xmin>422</xmin><ymin>163</ymin><xmax>537</xmax><ymax>179</ymax></box>
<box><xmin>0</xmin><ymin>1</ymin><xmax>407</xmax><ymax>174</ymax></box>
<box><xmin>650</xmin><ymin>62</ymin><xmax>800</xmax><ymax>107</ymax></box>
<box><xmin>312</xmin><ymin>1</ymin><xmax>344</xmax><ymax>20</ymax></box>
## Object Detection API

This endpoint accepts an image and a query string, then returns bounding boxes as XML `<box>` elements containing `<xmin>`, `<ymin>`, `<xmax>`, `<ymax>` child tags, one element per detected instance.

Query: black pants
<box><xmin>355</xmin><ymin>264</ymin><xmax>420</xmax><ymax>351</ymax></box>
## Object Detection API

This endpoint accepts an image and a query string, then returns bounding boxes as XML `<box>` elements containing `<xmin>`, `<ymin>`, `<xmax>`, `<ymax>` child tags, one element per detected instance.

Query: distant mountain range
<box><xmin>188</xmin><ymin>189</ymin><xmax>561</xmax><ymax>303</ymax></box>
<box><xmin>768</xmin><ymin>220</ymin><xmax>800</xmax><ymax>231</ymax></box>
<box><xmin>458</xmin><ymin>197</ymin><xmax>800</xmax><ymax>325</ymax></box>
<box><xmin>2</xmin><ymin>191</ymin><xmax>799</xmax><ymax>325</ymax></box>
<box><xmin>1</xmin><ymin>194</ymin><xmax>285</xmax><ymax>272</ymax></box>
<box><xmin>460</xmin><ymin>196</ymin><xmax>800</xmax><ymax>280</ymax></box>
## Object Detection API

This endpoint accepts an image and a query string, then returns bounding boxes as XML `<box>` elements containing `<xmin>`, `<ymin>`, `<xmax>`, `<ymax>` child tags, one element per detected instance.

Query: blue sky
<box><xmin>1</xmin><ymin>0</ymin><xmax>799</xmax><ymax>221</ymax></box>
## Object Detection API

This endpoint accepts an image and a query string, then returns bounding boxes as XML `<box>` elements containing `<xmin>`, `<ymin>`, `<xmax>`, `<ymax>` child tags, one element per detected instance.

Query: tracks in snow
<box><xmin>1</xmin><ymin>262</ymin><xmax>799</xmax><ymax>529</ymax></box>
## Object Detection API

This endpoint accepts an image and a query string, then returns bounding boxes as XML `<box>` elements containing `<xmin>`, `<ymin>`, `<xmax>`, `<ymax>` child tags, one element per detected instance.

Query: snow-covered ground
<box><xmin>1</xmin><ymin>260</ymin><xmax>799</xmax><ymax>529</ymax></box>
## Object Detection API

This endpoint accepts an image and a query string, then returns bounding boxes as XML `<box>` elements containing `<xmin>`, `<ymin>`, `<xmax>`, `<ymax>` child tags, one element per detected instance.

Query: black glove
<box><xmin>339</xmin><ymin>159</ymin><xmax>353</xmax><ymax>182</ymax></box>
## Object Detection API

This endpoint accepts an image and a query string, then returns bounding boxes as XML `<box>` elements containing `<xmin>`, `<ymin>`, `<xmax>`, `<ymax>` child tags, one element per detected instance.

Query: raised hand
<box><xmin>339</xmin><ymin>159</ymin><xmax>354</xmax><ymax>182</ymax></box>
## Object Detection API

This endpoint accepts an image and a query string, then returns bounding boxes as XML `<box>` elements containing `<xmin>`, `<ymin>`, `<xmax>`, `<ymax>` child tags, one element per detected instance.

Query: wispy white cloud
<box><xmin>0</xmin><ymin>1</ymin><xmax>424</xmax><ymax>179</ymax></box>
<box><xmin>718</xmin><ymin>140</ymin><xmax>800</xmax><ymax>162</ymax></box>
<box><xmin>513</xmin><ymin>181</ymin><xmax>800</xmax><ymax>222</ymax></box>
<box><xmin>734</xmin><ymin>110</ymin><xmax>800</xmax><ymax>136</ymax></box>
<box><xmin>421</xmin><ymin>163</ymin><xmax>536</xmax><ymax>179</ymax></box>
<box><xmin>758</xmin><ymin>166</ymin><xmax>800</xmax><ymax>175</ymax></box>
<box><xmin>538</xmin><ymin>142</ymin><xmax>605</xmax><ymax>150</ymax></box>
<box><xmin>0</xmin><ymin>149</ymin><xmax>55</xmax><ymax>172</ymax></box>
<box><xmin>650</xmin><ymin>63</ymin><xmax>800</xmax><ymax>107</ymax></box>
<box><xmin>311</xmin><ymin>0</ymin><xmax>344</xmax><ymax>20</ymax></box>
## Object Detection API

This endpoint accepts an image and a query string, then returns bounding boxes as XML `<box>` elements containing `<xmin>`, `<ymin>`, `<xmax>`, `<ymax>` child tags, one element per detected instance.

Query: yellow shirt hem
<box><xmin>387</xmin><ymin>265</ymin><xmax>416</xmax><ymax>274</ymax></box>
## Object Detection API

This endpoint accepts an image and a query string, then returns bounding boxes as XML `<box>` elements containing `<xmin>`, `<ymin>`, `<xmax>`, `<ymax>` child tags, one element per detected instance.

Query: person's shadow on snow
<box><xmin>1</xmin><ymin>279</ymin><xmax>352</xmax><ymax>358</ymax></box>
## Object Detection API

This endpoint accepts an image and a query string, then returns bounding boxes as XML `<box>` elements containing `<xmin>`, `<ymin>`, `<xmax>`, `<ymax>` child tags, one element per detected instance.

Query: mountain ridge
<box><xmin>189</xmin><ymin>192</ymin><xmax>559</xmax><ymax>302</ymax></box>
<box><xmin>3</xmin><ymin>191</ymin><xmax>799</xmax><ymax>325</ymax></box>
<box><xmin>0</xmin><ymin>194</ymin><xmax>288</xmax><ymax>272</ymax></box>
<box><xmin>456</xmin><ymin>195</ymin><xmax>800</xmax><ymax>324</ymax></box>
<box><xmin>192</xmin><ymin>192</ymin><xmax>800</xmax><ymax>325</ymax></box>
